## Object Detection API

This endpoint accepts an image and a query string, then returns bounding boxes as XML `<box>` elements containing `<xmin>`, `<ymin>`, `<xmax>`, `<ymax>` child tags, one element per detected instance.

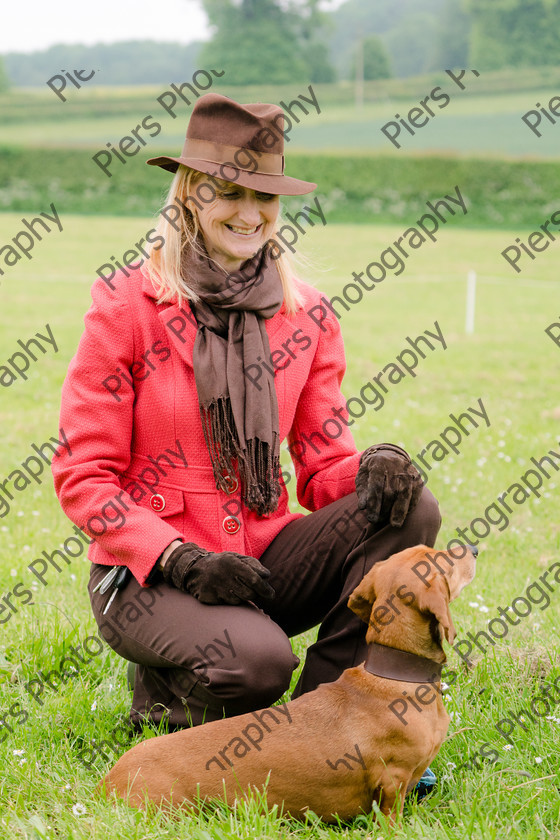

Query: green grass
<box><xmin>1</xmin><ymin>95</ymin><xmax>558</xmax><ymax>159</ymax></box>
<box><xmin>2</xmin><ymin>80</ymin><xmax>560</xmax><ymax>157</ymax></box>
<box><xmin>0</xmin><ymin>215</ymin><xmax>559</xmax><ymax>837</ymax></box>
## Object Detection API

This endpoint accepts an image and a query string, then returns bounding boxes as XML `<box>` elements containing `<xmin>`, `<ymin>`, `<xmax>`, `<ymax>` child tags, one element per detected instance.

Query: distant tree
<box><xmin>198</xmin><ymin>0</ymin><xmax>336</xmax><ymax>84</ymax></box>
<box><xmin>305</xmin><ymin>42</ymin><xmax>336</xmax><ymax>82</ymax></box>
<box><xmin>431</xmin><ymin>0</ymin><xmax>471</xmax><ymax>70</ymax></box>
<box><xmin>2</xmin><ymin>41</ymin><xmax>203</xmax><ymax>87</ymax></box>
<box><xmin>327</xmin><ymin>0</ymin><xmax>445</xmax><ymax>79</ymax></box>
<box><xmin>352</xmin><ymin>35</ymin><xmax>391</xmax><ymax>80</ymax></box>
<box><xmin>384</xmin><ymin>11</ymin><xmax>439</xmax><ymax>77</ymax></box>
<box><xmin>292</xmin><ymin>0</ymin><xmax>337</xmax><ymax>82</ymax></box>
<box><xmin>466</xmin><ymin>0</ymin><xmax>560</xmax><ymax>69</ymax></box>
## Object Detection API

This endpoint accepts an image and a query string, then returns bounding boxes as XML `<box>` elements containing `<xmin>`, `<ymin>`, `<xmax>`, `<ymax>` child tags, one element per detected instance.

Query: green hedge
<box><xmin>1</xmin><ymin>145</ymin><xmax>559</xmax><ymax>228</ymax></box>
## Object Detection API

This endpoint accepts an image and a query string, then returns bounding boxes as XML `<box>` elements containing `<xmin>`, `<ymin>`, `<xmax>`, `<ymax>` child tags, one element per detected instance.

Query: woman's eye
<box><xmin>218</xmin><ymin>190</ymin><xmax>275</xmax><ymax>201</ymax></box>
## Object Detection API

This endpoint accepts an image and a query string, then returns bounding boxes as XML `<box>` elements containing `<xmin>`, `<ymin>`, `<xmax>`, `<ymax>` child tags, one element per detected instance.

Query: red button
<box><xmin>150</xmin><ymin>494</ymin><xmax>166</xmax><ymax>512</ymax></box>
<box><xmin>223</xmin><ymin>474</ymin><xmax>239</xmax><ymax>494</ymax></box>
<box><xmin>222</xmin><ymin>515</ymin><xmax>241</xmax><ymax>534</ymax></box>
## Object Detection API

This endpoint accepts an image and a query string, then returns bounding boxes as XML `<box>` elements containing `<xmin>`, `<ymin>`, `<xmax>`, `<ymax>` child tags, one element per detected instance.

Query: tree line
<box><xmin>2</xmin><ymin>0</ymin><xmax>559</xmax><ymax>91</ymax></box>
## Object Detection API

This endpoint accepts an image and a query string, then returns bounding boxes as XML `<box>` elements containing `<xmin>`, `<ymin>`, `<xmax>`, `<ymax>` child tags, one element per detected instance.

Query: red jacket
<box><xmin>51</xmin><ymin>268</ymin><xmax>361</xmax><ymax>586</ymax></box>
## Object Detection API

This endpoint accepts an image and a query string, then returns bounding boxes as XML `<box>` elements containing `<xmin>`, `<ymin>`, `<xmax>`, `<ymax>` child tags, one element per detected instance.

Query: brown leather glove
<box><xmin>161</xmin><ymin>542</ymin><xmax>275</xmax><ymax>605</ymax></box>
<box><xmin>355</xmin><ymin>443</ymin><xmax>424</xmax><ymax>528</ymax></box>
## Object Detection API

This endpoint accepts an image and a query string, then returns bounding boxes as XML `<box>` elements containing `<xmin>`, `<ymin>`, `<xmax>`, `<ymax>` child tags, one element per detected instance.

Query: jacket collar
<box><xmin>142</xmin><ymin>270</ymin><xmax>292</xmax><ymax>369</ymax></box>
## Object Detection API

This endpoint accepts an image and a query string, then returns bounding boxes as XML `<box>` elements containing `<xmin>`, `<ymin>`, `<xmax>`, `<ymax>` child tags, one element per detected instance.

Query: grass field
<box><xmin>2</xmin><ymin>84</ymin><xmax>560</xmax><ymax>158</ymax></box>
<box><xmin>0</xmin><ymin>213</ymin><xmax>559</xmax><ymax>838</ymax></box>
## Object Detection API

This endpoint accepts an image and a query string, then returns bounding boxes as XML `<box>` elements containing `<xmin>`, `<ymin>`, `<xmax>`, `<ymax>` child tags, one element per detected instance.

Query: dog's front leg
<box><xmin>375</xmin><ymin>769</ymin><xmax>412</xmax><ymax>827</ymax></box>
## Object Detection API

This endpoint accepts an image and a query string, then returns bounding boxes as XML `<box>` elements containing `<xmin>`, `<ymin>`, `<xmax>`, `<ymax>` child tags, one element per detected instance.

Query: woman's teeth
<box><xmin>227</xmin><ymin>224</ymin><xmax>261</xmax><ymax>235</ymax></box>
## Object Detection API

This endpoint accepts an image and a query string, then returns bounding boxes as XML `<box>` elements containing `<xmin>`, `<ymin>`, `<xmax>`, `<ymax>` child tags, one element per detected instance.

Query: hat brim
<box><xmin>146</xmin><ymin>155</ymin><xmax>317</xmax><ymax>196</ymax></box>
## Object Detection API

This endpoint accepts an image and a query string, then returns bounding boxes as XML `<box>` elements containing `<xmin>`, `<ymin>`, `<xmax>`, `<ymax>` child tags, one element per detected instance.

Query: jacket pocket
<box><xmin>120</xmin><ymin>474</ymin><xmax>186</xmax><ymax>531</ymax></box>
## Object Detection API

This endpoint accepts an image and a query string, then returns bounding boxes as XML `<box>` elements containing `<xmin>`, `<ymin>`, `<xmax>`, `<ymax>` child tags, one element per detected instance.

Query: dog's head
<box><xmin>347</xmin><ymin>544</ymin><xmax>477</xmax><ymax>649</ymax></box>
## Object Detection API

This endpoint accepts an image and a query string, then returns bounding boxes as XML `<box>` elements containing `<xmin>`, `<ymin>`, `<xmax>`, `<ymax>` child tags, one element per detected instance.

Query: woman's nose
<box><xmin>234</xmin><ymin>194</ymin><xmax>262</xmax><ymax>224</ymax></box>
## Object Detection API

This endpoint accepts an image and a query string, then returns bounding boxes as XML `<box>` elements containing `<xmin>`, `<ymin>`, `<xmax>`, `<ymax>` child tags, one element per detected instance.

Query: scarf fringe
<box><xmin>200</xmin><ymin>397</ymin><xmax>281</xmax><ymax>516</ymax></box>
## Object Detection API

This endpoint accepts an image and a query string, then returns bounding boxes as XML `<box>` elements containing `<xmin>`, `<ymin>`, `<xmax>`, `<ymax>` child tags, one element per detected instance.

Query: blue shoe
<box><xmin>411</xmin><ymin>767</ymin><xmax>437</xmax><ymax>801</ymax></box>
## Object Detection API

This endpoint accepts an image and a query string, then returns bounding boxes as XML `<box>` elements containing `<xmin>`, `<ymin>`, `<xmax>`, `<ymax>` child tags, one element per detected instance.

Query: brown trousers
<box><xmin>89</xmin><ymin>488</ymin><xmax>441</xmax><ymax>730</ymax></box>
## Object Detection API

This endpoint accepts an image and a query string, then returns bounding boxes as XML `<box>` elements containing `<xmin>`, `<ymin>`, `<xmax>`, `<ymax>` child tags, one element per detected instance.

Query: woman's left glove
<box><xmin>161</xmin><ymin>542</ymin><xmax>275</xmax><ymax>605</ymax></box>
<box><xmin>355</xmin><ymin>443</ymin><xmax>424</xmax><ymax>528</ymax></box>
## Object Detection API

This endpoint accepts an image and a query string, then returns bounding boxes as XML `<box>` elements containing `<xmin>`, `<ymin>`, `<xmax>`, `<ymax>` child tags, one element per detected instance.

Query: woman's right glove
<box><xmin>161</xmin><ymin>542</ymin><xmax>275</xmax><ymax>605</ymax></box>
<box><xmin>355</xmin><ymin>442</ymin><xmax>424</xmax><ymax>528</ymax></box>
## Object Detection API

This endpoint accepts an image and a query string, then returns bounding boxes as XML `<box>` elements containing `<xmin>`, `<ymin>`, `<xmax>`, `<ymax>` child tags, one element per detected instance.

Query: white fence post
<box><xmin>466</xmin><ymin>270</ymin><xmax>476</xmax><ymax>334</ymax></box>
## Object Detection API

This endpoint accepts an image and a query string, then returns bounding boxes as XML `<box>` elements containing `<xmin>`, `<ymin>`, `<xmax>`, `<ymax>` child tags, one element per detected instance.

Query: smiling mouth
<box><xmin>226</xmin><ymin>223</ymin><xmax>263</xmax><ymax>236</ymax></box>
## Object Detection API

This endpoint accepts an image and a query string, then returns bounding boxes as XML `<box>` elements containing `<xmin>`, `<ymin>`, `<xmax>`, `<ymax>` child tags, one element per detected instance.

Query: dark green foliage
<box><xmin>352</xmin><ymin>36</ymin><xmax>392</xmax><ymax>81</ymax></box>
<box><xmin>305</xmin><ymin>42</ymin><xmax>336</xmax><ymax>84</ymax></box>
<box><xmin>3</xmin><ymin>41</ymin><xmax>204</xmax><ymax>87</ymax></box>
<box><xmin>470</xmin><ymin>0</ymin><xmax>560</xmax><ymax>70</ymax></box>
<box><xmin>1</xmin><ymin>145</ymin><xmax>558</xmax><ymax>229</ymax></box>
<box><xmin>330</xmin><ymin>0</ymin><xmax>559</xmax><ymax>78</ymax></box>
<box><xmin>199</xmin><ymin>13</ymin><xmax>309</xmax><ymax>85</ymax></box>
<box><xmin>432</xmin><ymin>0</ymin><xmax>471</xmax><ymax>70</ymax></box>
<box><xmin>467</xmin><ymin>0</ymin><xmax>560</xmax><ymax>70</ymax></box>
<box><xmin>198</xmin><ymin>0</ymin><xmax>336</xmax><ymax>85</ymax></box>
<box><xmin>384</xmin><ymin>11</ymin><xmax>440</xmax><ymax>78</ymax></box>
<box><xmin>328</xmin><ymin>0</ymin><xmax>445</xmax><ymax>79</ymax></box>
<box><xmin>3</xmin><ymin>0</ymin><xmax>560</xmax><ymax>88</ymax></box>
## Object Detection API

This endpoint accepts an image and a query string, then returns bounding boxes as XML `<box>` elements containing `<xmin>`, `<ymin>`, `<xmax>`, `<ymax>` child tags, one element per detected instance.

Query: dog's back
<box><xmin>100</xmin><ymin>665</ymin><xmax>447</xmax><ymax>819</ymax></box>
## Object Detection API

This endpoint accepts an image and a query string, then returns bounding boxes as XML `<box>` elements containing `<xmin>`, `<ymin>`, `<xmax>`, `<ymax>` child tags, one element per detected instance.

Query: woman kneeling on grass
<box><xmin>52</xmin><ymin>93</ymin><xmax>440</xmax><ymax>795</ymax></box>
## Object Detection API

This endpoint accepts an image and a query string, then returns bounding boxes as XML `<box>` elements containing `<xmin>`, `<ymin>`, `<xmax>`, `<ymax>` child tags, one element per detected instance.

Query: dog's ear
<box><xmin>347</xmin><ymin>566</ymin><xmax>379</xmax><ymax>624</ymax></box>
<box><xmin>416</xmin><ymin>574</ymin><xmax>456</xmax><ymax>645</ymax></box>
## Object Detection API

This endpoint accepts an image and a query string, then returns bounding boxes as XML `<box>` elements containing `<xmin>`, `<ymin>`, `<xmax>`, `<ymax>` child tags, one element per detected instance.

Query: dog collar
<box><xmin>364</xmin><ymin>643</ymin><xmax>442</xmax><ymax>683</ymax></box>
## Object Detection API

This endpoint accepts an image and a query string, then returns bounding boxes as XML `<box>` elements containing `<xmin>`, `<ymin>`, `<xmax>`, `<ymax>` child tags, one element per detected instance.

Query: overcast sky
<box><xmin>3</xmin><ymin>0</ymin><xmax>343</xmax><ymax>54</ymax></box>
<box><xmin>3</xmin><ymin>0</ymin><xmax>211</xmax><ymax>53</ymax></box>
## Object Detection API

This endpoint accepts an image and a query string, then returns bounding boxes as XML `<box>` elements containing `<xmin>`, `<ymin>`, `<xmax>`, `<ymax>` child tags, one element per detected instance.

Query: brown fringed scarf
<box><xmin>182</xmin><ymin>240</ymin><xmax>284</xmax><ymax>516</ymax></box>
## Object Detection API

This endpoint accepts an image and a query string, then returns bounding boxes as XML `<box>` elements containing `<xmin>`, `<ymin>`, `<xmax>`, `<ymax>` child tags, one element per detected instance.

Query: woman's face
<box><xmin>192</xmin><ymin>177</ymin><xmax>280</xmax><ymax>272</ymax></box>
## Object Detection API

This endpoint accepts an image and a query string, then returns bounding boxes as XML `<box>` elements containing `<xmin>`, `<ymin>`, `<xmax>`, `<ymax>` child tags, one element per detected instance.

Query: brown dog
<box><xmin>100</xmin><ymin>544</ymin><xmax>476</xmax><ymax>822</ymax></box>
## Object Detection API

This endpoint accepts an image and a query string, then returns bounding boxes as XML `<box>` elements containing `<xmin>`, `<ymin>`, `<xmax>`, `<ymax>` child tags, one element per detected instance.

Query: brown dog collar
<box><xmin>364</xmin><ymin>643</ymin><xmax>442</xmax><ymax>683</ymax></box>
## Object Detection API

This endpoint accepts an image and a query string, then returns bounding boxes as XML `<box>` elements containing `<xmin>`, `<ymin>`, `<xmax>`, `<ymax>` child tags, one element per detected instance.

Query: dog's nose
<box><xmin>468</xmin><ymin>544</ymin><xmax>479</xmax><ymax>557</ymax></box>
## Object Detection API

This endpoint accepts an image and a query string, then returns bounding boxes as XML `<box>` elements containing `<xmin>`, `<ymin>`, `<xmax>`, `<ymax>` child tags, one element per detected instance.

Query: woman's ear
<box><xmin>347</xmin><ymin>566</ymin><xmax>379</xmax><ymax>624</ymax></box>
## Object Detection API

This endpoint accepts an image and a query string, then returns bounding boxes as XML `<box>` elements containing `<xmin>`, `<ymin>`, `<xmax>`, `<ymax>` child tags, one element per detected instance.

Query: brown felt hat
<box><xmin>146</xmin><ymin>92</ymin><xmax>316</xmax><ymax>196</ymax></box>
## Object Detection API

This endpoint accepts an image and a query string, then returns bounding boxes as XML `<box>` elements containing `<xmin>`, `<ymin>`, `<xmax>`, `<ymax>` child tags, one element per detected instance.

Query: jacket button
<box><xmin>222</xmin><ymin>515</ymin><xmax>241</xmax><ymax>535</ymax></box>
<box><xmin>223</xmin><ymin>474</ymin><xmax>239</xmax><ymax>494</ymax></box>
<box><xmin>150</xmin><ymin>494</ymin><xmax>166</xmax><ymax>512</ymax></box>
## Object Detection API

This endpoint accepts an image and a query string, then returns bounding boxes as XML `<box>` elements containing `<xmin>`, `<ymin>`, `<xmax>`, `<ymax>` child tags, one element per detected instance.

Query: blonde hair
<box><xmin>143</xmin><ymin>165</ymin><xmax>306</xmax><ymax>315</ymax></box>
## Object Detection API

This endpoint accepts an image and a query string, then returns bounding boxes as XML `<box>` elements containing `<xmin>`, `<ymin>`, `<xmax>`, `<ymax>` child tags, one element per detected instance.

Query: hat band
<box><xmin>182</xmin><ymin>138</ymin><xmax>284</xmax><ymax>176</ymax></box>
